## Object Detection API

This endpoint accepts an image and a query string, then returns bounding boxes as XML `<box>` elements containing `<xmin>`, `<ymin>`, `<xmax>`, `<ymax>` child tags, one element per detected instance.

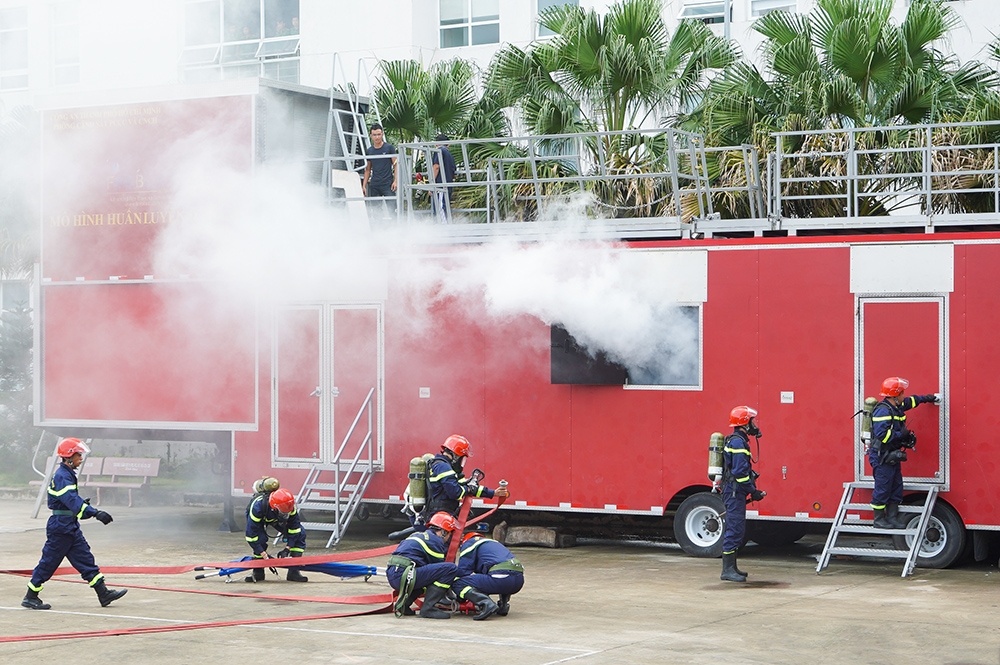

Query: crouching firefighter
<box><xmin>245</xmin><ymin>487</ymin><xmax>308</xmax><ymax>582</ymax></box>
<box><xmin>453</xmin><ymin>532</ymin><xmax>524</xmax><ymax>620</ymax></box>
<box><xmin>868</xmin><ymin>377</ymin><xmax>940</xmax><ymax>529</ymax></box>
<box><xmin>721</xmin><ymin>406</ymin><xmax>766</xmax><ymax>583</ymax></box>
<box><xmin>387</xmin><ymin>511</ymin><xmax>460</xmax><ymax>619</ymax></box>
<box><xmin>22</xmin><ymin>438</ymin><xmax>127</xmax><ymax>610</ymax></box>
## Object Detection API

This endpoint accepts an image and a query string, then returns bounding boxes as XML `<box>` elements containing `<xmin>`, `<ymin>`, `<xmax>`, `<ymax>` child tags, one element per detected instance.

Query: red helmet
<box><xmin>269</xmin><ymin>488</ymin><xmax>295</xmax><ymax>514</ymax></box>
<box><xmin>442</xmin><ymin>434</ymin><xmax>471</xmax><ymax>458</ymax></box>
<box><xmin>427</xmin><ymin>511</ymin><xmax>459</xmax><ymax>532</ymax></box>
<box><xmin>57</xmin><ymin>437</ymin><xmax>90</xmax><ymax>459</ymax></box>
<box><xmin>881</xmin><ymin>377</ymin><xmax>909</xmax><ymax>397</ymax></box>
<box><xmin>729</xmin><ymin>406</ymin><xmax>758</xmax><ymax>427</ymax></box>
<box><xmin>462</xmin><ymin>532</ymin><xmax>480</xmax><ymax>543</ymax></box>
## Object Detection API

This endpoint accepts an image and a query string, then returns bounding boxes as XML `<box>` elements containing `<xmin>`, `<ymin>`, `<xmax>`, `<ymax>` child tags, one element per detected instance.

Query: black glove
<box><xmin>919</xmin><ymin>394</ymin><xmax>938</xmax><ymax>404</ymax></box>
<box><xmin>83</xmin><ymin>498</ymin><xmax>91</xmax><ymax>504</ymax></box>
<box><xmin>276</xmin><ymin>548</ymin><xmax>291</xmax><ymax>558</ymax></box>
<box><xmin>94</xmin><ymin>510</ymin><xmax>113</xmax><ymax>525</ymax></box>
<box><xmin>750</xmin><ymin>489</ymin><xmax>766</xmax><ymax>502</ymax></box>
<box><xmin>900</xmin><ymin>430</ymin><xmax>917</xmax><ymax>448</ymax></box>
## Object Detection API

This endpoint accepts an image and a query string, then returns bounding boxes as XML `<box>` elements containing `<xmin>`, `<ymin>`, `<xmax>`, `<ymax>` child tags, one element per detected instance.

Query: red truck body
<box><xmin>35</xmin><ymin>85</ymin><xmax>1000</xmax><ymax>565</ymax></box>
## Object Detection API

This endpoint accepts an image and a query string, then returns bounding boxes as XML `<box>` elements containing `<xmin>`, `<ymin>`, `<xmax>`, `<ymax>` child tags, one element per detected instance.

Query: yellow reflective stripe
<box><xmin>48</xmin><ymin>483</ymin><xmax>77</xmax><ymax>497</ymax></box>
<box><xmin>289</xmin><ymin>547</ymin><xmax>304</xmax><ymax>553</ymax></box>
<box><xmin>429</xmin><ymin>469</ymin><xmax>456</xmax><ymax>482</ymax></box>
<box><xmin>432</xmin><ymin>580</ymin><xmax>450</xmax><ymax>588</ymax></box>
<box><xmin>736</xmin><ymin>476</ymin><xmax>750</xmax><ymax>483</ymax></box>
<box><xmin>246</xmin><ymin>535</ymin><xmax>259</xmax><ymax>542</ymax></box>
<box><xmin>871</xmin><ymin>416</ymin><xmax>892</xmax><ymax>422</ymax></box>
<box><xmin>724</xmin><ymin>447</ymin><xmax>751</xmax><ymax>455</ymax></box>
<box><xmin>406</xmin><ymin>535</ymin><xmax>445</xmax><ymax>559</ymax></box>
<box><xmin>27</xmin><ymin>581</ymin><xmax>43</xmax><ymax>592</ymax></box>
<box><xmin>249</xmin><ymin>497</ymin><xmax>263</xmax><ymax>522</ymax></box>
<box><xmin>76</xmin><ymin>504</ymin><xmax>87</xmax><ymax>519</ymax></box>
<box><xmin>881</xmin><ymin>429</ymin><xmax>892</xmax><ymax>443</ymax></box>
<box><xmin>287</xmin><ymin>527</ymin><xmax>301</xmax><ymax>534</ymax></box>
<box><xmin>459</xmin><ymin>537</ymin><xmax>489</xmax><ymax>558</ymax></box>
<box><xmin>252</xmin><ymin>554</ymin><xmax>264</xmax><ymax>559</ymax></box>
<box><xmin>907</xmin><ymin>397</ymin><xmax>917</xmax><ymax>408</ymax></box>
<box><xmin>88</xmin><ymin>573</ymin><xmax>104</xmax><ymax>587</ymax></box>
<box><xmin>457</xmin><ymin>585</ymin><xmax>473</xmax><ymax>599</ymax></box>
<box><xmin>870</xmin><ymin>503</ymin><xmax>886</xmax><ymax>510</ymax></box>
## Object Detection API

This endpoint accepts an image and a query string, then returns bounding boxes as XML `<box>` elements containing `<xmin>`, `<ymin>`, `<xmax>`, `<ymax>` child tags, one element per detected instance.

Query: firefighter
<box><xmin>425</xmin><ymin>434</ymin><xmax>508</xmax><ymax>519</ymax></box>
<box><xmin>721</xmin><ymin>406</ymin><xmax>765</xmax><ymax>583</ymax></box>
<box><xmin>21</xmin><ymin>438</ymin><xmax>127</xmax><ymax>610</ymax></box>
<box><xmin>869</xmin><ymin>377</ymin><xmax>940</xmax><ymax>529</ymax></box>
<box><xmin>244</xmin><ymin>487</ymin><xmax>308</xmax><ymax>582</ymax></box>
<box><xmin>453</xmin><ymin>532</ymin><xmax>523</xmax><ymax>620</ymax></box>
<box><xmin>387</xmin><ymin>511</ymin><xmax>461</xmax><ymax>619</ymax></box>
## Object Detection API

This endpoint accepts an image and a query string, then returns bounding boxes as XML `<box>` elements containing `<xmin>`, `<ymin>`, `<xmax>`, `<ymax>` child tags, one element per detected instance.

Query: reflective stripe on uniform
<box><xmin>48</xmin><ymin>483</ymin><xmax>77</xmax><ymax>497</ymax></box>
<box><xmin>404</xmin><ymin>534</ymin><xmax>445</xmax><ymax>559</ymax></box>
<box><xmin>429</xmin><ymin>468</ymin><xmax>457</xmax><ymax>482</ymax></box>
<box><xmin>724</xmin><ymin>447</ymin><xmax>751</xmax><ymax>455</ymax></box>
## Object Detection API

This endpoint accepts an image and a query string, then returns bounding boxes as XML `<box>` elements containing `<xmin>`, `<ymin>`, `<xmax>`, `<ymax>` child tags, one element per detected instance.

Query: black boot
<box><xmin>496</xmin><ymin>593</ymin><xmax>511</xmax><ymax>616</ymax></box>
<box><xmin>886</xmin><ymin>503</ymin><xmax>909</xmax><ymax>529</ymax></box>
<box><xmin>93</xmin><ymin>579</ymin><xmax>127</xmax><ymax>607</ymax></box>
<box><xmin>396</xmin><ymin>589</ymin><xmax>421</xmax><ymax>616</ymax></box>
<box><xmin>419</xmin><ymin>585</ymin><xmax>452</xmax><ymax>619</ymax></box>
<box><xmin>721</xmin><ymin>553</ymin><xmax>747</xmax><ymax>582</ymax></box>
<box><xmin>21</xmin><ymin>587</ymin><xmax>50</xmax><ymax>610</ymax></box>
<box><xmin>733</xmin><ymin>550</ymin><xmax>748</xmax><ymax>577</ymax></box>
<box><xmin>463</xmin><ymin>589</ymin><xmax>499</xmax><ymax>621</ymax></box>
<box><xmin>286</xmin><ymin>551</ymin><xmax>308</xmax><ymax>582</ymax></box>
<box><xmin>873</xmin><ymin>508</ymin><xmax>902</xmax><ymax>530</ymax></box>
<box><xmin>244</xmin><ymin>566</ymin><xmax>265</xmax><ymax>583</ymax></box>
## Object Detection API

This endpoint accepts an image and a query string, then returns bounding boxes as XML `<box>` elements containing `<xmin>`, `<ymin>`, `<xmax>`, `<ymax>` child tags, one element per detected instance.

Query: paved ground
<box><xmin>0</xmin><ymin>499</ymin><xmax>997</xmax><ymax>665</ymax></box>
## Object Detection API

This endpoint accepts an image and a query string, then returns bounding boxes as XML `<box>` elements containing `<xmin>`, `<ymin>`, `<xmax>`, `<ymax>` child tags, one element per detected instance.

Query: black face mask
<box><xmin>746</xmin><ymin>420</ymin><xmax>762</xmax><ymax>438</ymax></box>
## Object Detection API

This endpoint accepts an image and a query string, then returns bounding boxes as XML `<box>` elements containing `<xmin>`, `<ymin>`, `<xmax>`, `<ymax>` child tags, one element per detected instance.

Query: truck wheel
<box><xmin>892</xmin><ymin>500</ymin><xmax>965</xmax><ymax>569</ymax></box>
<box><xmin>747</xmin><ymin>521</ymin><xmax>807</xmax><ymax>548</ymax></box>
<box><xmin>674</xmin><ymin>492</ymin><xmax>726</xmax><ymax>558</ymax></box>
<box><xmin>356</xmin><ymin>504</ymin><xmax>370</xmax><ymax>521</ymax></box>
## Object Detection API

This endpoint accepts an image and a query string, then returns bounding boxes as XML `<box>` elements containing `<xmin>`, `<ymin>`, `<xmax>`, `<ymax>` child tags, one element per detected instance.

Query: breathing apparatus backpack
<box><xmin>402</xmin><ymin>454</ymin><xmax>435</xmax><ymax>523</ymax></box>
<box><xmin>245</xmin><ymin>476</ymin><xmax>280</xmax><ymax>521</ymax></box>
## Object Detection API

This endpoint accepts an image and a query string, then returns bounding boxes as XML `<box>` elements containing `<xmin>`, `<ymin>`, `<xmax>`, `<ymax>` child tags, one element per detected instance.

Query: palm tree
<box><xmin>688</xmin><ymin>0</ymin><xmax>1000</xmax><ymax>218</ymax></box>
<box><xmin>0</xmin><ymin>103</ymin><xmax>37</xmax><ymax>276</ymax></box>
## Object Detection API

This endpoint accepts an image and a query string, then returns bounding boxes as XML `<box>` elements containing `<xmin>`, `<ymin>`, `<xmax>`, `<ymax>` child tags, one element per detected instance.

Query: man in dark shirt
<box><xmin>431</xmin><ymin>133</ymin><xmax>457</xmax><ymax>222</ymax></box>
<box><xmin>363</xmin><ymin>124</ymin><xmax>397</xmax><ymax>219</ymax></box>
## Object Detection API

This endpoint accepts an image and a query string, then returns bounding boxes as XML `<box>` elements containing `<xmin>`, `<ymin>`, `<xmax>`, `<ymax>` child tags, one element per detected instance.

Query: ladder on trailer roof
<box><xmin>283</xmin><ymin>387</ymin><xmax>377</xmax><ymax>548</ymax></box>
<box><xmin>816</xmin><ymin>481</ymin><xmax>939</xmax><ymax>578</ymax></box>
<box><xmin>322</xmin><ymin>53</ymin><xmax>380</xmax><ymax>195</ymax></box>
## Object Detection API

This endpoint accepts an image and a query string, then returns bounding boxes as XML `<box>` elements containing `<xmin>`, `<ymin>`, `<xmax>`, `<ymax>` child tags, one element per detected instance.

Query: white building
<box><xmin>1</xmin><ymin>0</ymin><xmax>996</xmax><ymax>110</ymax></box>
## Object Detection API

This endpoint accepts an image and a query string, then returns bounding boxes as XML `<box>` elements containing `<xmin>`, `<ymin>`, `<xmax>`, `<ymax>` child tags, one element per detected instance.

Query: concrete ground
<box><xmin>0</xmin><ymin>499</ymin><xmax>997</xmax><ymax>665</ymax></box>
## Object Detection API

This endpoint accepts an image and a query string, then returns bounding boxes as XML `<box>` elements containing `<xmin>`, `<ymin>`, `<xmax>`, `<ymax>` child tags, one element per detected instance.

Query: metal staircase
<box><xmin>322</xmin><ymin>53</ymin><xmax>381</xmax><ymax>195</ymax></box>
<box><xmin>290</xmin><ymin>387</ymin><xmax>378</xmax><ymax>548</ymax></box>
<box><xmin>816</xmin><ymin>481</ymin><xmax>940</xmax><ymax>577</ymax></box>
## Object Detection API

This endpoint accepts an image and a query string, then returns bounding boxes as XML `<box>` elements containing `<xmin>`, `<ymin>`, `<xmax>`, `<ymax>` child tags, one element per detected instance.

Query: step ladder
<box><xmin>287</xmin><ymin>387</ymin><xmax>378</xmax><ymax>548</ymax></box>
<box><xmin>816</xmin><ymin>481</ymin><xmax>940</xmax><ymax>577</ymax></box>
<box><xmin>322</xmin><ymin>53</ymin><xmax>381</xmax><ymax>197</ymax></box>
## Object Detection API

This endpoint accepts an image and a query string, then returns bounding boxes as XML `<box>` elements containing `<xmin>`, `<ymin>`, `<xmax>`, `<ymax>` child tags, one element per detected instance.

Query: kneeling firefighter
<box><xmin>245</xmin><ymin>486</ymin><xmax>308</xmax><ymax>582</ymax></box>
<box><xmin>721</xmin><ymin>406</ymin><xmax>765</xmax><ymax>583</ymax></box>
<box><xmin>387</xmin><ymin>511</ymin><xmax>461</xmax><ymax>619</ymax></box>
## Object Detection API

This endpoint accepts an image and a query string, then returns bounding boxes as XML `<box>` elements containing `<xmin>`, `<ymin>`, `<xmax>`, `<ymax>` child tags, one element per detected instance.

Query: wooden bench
<box><xmin>83</xmin><ymin>457</ymin><xmax>161</xmax><ymax>507</ymax></box>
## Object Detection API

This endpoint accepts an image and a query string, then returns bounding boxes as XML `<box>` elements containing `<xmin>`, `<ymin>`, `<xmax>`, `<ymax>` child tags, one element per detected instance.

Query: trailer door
<box><xmin>273</xmin><ymin>304</ymin><xmax>383</xmax><ymax>466</ymax></box>
<box><xmin>857</xmin><ymin>297</ymin><xmax>947</xmax><ymax>485</ymax></box>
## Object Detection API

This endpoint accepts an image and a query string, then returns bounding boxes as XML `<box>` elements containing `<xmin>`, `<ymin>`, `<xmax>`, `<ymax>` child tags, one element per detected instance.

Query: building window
<box><xmin>181</xmin><ymin>0</ymin><xmax>299</xmax><ymax>84</ymax></box>
<box><xmin>678</xmin><ymin>1</ymin><xmax>726</xmax><ymax>25</ymax></box>
<box><xmin>0</xmin><ymin>6</ymin><xmax>28</xmax><ymax>91</ymax></box>
<box><xmin>51</xmin><ymin>1</ymin><xmax>80</xmax><ymax>86</ymax></box>
<box><xmin>1</xmin><ymin>281</ymin><xmax>30</xmax><ymax>314</ymax></box>
<box><xmin>751</xmin><ymin>0</ymin><xmax>795</xmax><ymax>16</ymax></box>
<box><xmin>537</xmin><ymin>0</ymin><xmax>578</xmax><ymax>38</ymax></box>
<box><xmin>440</xmin><ymin>0</ymin><xmax>500</xmax><ymax>48</ymax></box>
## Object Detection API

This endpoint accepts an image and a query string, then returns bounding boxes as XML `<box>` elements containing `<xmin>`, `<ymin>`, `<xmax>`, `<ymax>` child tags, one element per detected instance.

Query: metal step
<box><xmin>302</xmin><ymin>483</ymin><xmax>360</xmax><ymax>492</ymax></box>
<box><xmin>298</xmin><ymin>501</ymin><xmax>351</xmax><ymax>511</ymax></box>
<box><xmin>836</xmin><ymin>524</ymin><xmax>919</xmax><ymax>535</ymax></box>
<box><xmin>300</xmin><ymin>521</ymin><xmax>342</xmax><ymax>531</ymax></box>
<box><xmin>827</xmin><ymin>546</ymin><xmax>908</xmax><ymax>558</ymax></box>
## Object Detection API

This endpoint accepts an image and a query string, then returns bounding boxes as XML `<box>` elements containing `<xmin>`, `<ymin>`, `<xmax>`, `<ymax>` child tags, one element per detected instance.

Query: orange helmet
<box><xmin>57</xmin><ymin>437</ymin><xmax>90</xmax><ymax>459</ymax></box>
<box><xmin>442</xmin><ymin>434</ymin><xmax>471</xmax><ymax>458</ymax></box>
<box><xmin>881</xmin><ymin>377</ymin><xmax>909</xmax><ymax>397</ymax></box>
<box><xmin>427</xmin><ymin>511</ymin><xmax>459</xmax><ymax>532</ymax></box>
<box><xmin>269</xmin><ymin>488</ymin><xmax>295</xmax><ymax>514</ymax></box>
<box><xmin>462</xmin><ymin>532</ymin><xmax>480</xmax><ymax>543</ymax></box>
<box><xmin>729</xmin><ymin>406</ymin><xmax>758</xmax><ymax>427</ymax></box>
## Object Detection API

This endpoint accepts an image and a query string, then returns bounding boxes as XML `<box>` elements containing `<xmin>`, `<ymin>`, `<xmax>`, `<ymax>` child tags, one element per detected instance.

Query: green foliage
<box><xmin>0</xmin><ymin>302</ymin><xmax>38</xmax><ymax>483</ymax></box>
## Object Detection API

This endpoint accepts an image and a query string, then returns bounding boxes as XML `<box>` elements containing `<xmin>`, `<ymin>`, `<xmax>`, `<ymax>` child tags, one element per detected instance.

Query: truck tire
<box><xmin>674</xmin><ymin>492</ymin><xmax>726</xmax><ymax>558</ymax></box>
<box><xmin>892</xmin><ymin>499</ymin><xmax>965</xmax><ymax>569</ymax></box>
<box><xmin>747</xmin><ymin>521</ymin><xmax>807</xmax><ymax>548</ymax></box>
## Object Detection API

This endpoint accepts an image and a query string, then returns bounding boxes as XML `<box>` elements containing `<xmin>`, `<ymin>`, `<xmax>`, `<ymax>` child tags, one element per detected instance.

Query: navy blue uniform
<box><xmin>453</xmin><ymin>535</ymin><xmax>524</xmax><ymax>600</ymax></box>
<box><xmin>869</xmin><ymin>394</ymin><xmax>936</xmax><ymax>509</ymax></box>
<box><xmin>28</xmin><ymin>462</ymin><xmax>105</xmax><ymax>593</ymax></box>
<box><xmin>425</xmin><ymin>453</ymin><xmax>496</xmax><ymax>517</ymax></box>
<box><xmin>722</xmin><ymin>429</ymin><xmax>758</xmax><ymax>555</ymax></box>
<box><xmin>245</xmin><ymin>493</ymin><xmax>306</xmax><ymax>558</ymax></box>
<box><xmin>386</xmin><ymin>530</ymin><xmax>458</xmax><ymax>593</ymax></box>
